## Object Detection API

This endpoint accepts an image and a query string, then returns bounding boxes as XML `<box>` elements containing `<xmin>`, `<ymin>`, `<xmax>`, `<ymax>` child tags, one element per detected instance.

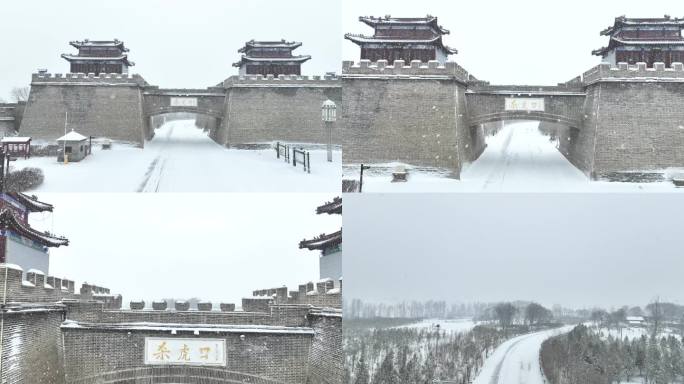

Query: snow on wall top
<box><xmin>0</xmin><ymin>264</ymin><xmax>115</xmax><ymax>302</ymax></box>
<box><xmin>342</xmin><ymin>59</ymin><xmax>470</xmax><ymax>82</ymax></box>
<box><xmin>583</xmin><ymin>62</ymin><xmax>684</xmax><ymax>84</ymax></box>
<box><xmin>223</xmin><ymin>74</ymin><xmax>340</xmax><ymax>88</ymax></box>
<box><xmin>31</xmin><ymin>72</ymin><xmax>148</xmax><ymax>86</ymax></box>
<box><xmin>61</xmin><ymin>319</ymin><xmax>316</xmax><ymax>335</ymax></box>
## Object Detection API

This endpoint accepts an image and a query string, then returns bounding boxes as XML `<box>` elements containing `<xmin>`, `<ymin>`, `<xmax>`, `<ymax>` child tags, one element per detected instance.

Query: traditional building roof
<box><xmin>69</xmin><ymin>39</ymin><xmax>129</xmax><ymax>51</ymax></box>
<box><xmin>61</xmin><ymin>54</ymin><xmax>135</xmax><ymax>67</ymax></box>
<box><xmin>62</xmin><ymin>39</ymin><xmax>135</xmax><ymax>67</ymax></box>
<box><xmin>299</xmin><ymin>230</ymin><xmax>342</xmax><ymax>251</ymax></box>
<box><xmin>345</xmin><ymin>15</ymin><xmax>457</xmax><ymax>55</ymax></box>
<box><xmin>233</xmin><ymin>56</ymin><xmax>311</xmax><ymax>65</ymax></box>
<box><xmin>359</xmin><ymin>15</ymin><xmax>450</xmax><ymax>34</ymax></box>
<box><xmin>7</xmin><ymin>193</ymin><xmax>54</xmax><ymax>212</ymax></box>
<box><xmin>0</xmin><ymin>208</ymin><xmax>68</xmax><ymax>247</ymax></box>
<box><xmin>316</xmin><ymin>197</ymin><xmax>342</xmax><ymax>215</ymax></box>
<box><xmin>238</xmin><ymin>39</ymin><xmax>302</xmax><ymax>52</ymax></box>
<box><xmin>232</xmin><ymin>39</ymin><xmax>311</xmax><ymax>68</ymax></box>
<box><xmin>593</xmin><ymin>15</ymin><xmax>684</xmax><ymax>56</ymax></box>
<box><xmin>600</xmin><ymin>15</ymin><xmax>684</xmax><ymax>35</ymax></box>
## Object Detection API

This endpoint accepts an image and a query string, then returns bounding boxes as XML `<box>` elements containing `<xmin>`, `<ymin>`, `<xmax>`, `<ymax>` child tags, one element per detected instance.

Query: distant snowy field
<box><xmin>345</xmin><ymin>121</ymin><xmax>684</xmax><ymax>193</ymax></box>
<box><xmin>13</xmin><ymin>120</ymin><xmax>341</xmax><ymax>192</ymax></box>
<box><xmin>392</xmin><ymin>318</ymin><xmax>477</xmax><ymax>334</ymax></box>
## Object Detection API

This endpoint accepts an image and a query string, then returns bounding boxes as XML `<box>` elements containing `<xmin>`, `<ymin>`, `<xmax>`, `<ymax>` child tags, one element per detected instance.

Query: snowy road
<box><xmin>473</xmin><ymin>326</ymin><xmax>574</xmax><ymax>384</ymax></box>
<box><xmin>15</xmin><ymin>120</ymin><xmax>341</xmax><ymax>192</ymax></box>
<box><xmin>350</xmin><ymin>121</ymin><xmax>682</xmax><ymax>192</ymax></box>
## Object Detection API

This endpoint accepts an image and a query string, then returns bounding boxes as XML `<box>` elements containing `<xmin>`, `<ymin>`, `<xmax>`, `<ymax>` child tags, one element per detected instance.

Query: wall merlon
<box><xmin>31</xmin><ymin>72</ymin><xmax>148</xmax><ymax>86</ymax></box>
<box><xmin>224</xmin><ymin>74</ymin><xmax>341</xmax><ymax>87</ymax></box>
<box><xmin>583</xmin><ymin>62</ymin><xmax>684</xmax><ymax>84</ymax></box>
<box><xmin>342</xmin><ymin>59</ymin><xmax>470</xmax><ymax>81</ymax></box>
<box><xmin>26</xmin><ymin>269</ymin><xmax>45</xmax><ymax>288</ymax></box>
<box><xmin>0</xmin><ymin>264</ymin><xmax>117</xmax><ymax>304</ymax></box>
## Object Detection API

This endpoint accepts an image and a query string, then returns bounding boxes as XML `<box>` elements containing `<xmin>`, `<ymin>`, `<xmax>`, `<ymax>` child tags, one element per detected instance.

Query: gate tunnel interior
<box><xmin>462</xmin><ymin>119</ymin><xmax>588</xmax><ymax>183</ymax></box>
<box><xmin>147</xmin><ymin>112</ymin><xmax>222</xmax><ymax>143</ymax></box>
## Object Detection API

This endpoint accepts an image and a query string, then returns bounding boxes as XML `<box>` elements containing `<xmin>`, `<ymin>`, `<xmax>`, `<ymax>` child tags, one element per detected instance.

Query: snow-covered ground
<box><xmin>392</xmin><ymin>318</ymin><xmax>477</xmax><ymax>334</ymax></box>
<box><xmin>347</xmin><ymin>122</ymin><xmax>683</xmax><ymax>192</ymax></box>
<box><xmin>14</xmin><ymin>120</ymin><xmax>341</xmax><ymax>192</ymax></box>
<box><xmin>473</xmin><ymin>326</ymin><xmax>574</xmax><ymax>384</ymax></box>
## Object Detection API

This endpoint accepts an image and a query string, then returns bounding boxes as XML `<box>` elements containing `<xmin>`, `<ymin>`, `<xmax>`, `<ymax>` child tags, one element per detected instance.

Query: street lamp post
<box><xmin>321</xmin><ymin>99</ymin><xmax>337</xmax><ymax>162</ymax></box>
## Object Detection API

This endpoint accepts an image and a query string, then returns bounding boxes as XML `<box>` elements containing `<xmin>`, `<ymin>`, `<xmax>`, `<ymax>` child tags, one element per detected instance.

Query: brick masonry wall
<box><xmin>306</xmin><ymin>313</ymin><xmax>343</xmax><ymax>384</ymax></box>
<box><xmin>219</xmin><ymin>76</ymin><xmax>341</xmax><ymax>146</ymax></box>
<box><xmin>19</xmin><ymin>73</ymin><xmax>147</xmax><ymax>145</ymax></box>
<box><xmin>590</xmin><ymin>81</ymin><xmax>684</xmax><ymax>174</ymax></box>
<box><xmin>96</xmin><ymin>307</ymin><xmax>308</xmax><ymax>327</ymax></box>
<box><xmin>342</xmin><ymin>76</ymin><xmax>464</xmax><ymax>173</ymax></box>
<box><xmin>558</xmin><ymin>86</ymin><xmax>597</xmax><ymax>175</ymax></box>
<box><xmin>1</xmin><ymin>306</ymin><xmax>66</xmax><ymax>384</ymax></box>
<box><xmin>61</xmin><ymin>326</ymin><xmax>313</xmax><ymax>384</ymax></box>
<box><xmin>464</xmin><ymin>93</ymin><xmax>585</xmax><ymax>127</ymax></box>
<box><xmin>142</xmin><ymin>89</ymin><xmax>226</xmax><ymax>120</ymax></box>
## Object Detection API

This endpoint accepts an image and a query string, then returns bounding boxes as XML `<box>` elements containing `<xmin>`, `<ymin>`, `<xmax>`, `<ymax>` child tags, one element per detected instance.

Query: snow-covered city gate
<box><xmin>464</xmin><ymin>84</ymin><xmax>586</xmax><ymax>128</ymax></box>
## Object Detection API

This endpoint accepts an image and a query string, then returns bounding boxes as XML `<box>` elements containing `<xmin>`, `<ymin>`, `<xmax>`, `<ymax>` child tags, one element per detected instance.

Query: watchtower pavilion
<box><xmin>299</xmin><ymin>197</ymin><xmax>342</xmax><ymax>280</ymax></box>
<box><xmin>61</xmin><ymin>39</ymin><xmax>135</xmax><ymax>74</ymax></box>
<box><xmin>232</xmin><ymin>39</ymin><xmax>311</xmax><ymax>76</ymax></box>
<box><xmin>345</xmin><ymin>15</ymin><xmax>457</xmax><ymax>64</ymax></box>
<box><xmin>592</xmin><ymin>15</ymin><xmax>684</xmax><ymax>67</ymax></box>
<box><xmin>0</xmin><ymin>193</ymin><xmax>68</xmax><ymax>273</ymax></box>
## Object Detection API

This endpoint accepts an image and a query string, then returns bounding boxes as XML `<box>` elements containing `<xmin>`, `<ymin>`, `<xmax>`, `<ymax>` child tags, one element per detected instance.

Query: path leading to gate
<box><xmin>472</xmin><ymin>326</ymin><xmax>574</xmax><ymax>384</ymax></box>
<box><xmin>16</xmin><ymin>120</ymin><xmax>340</xmax><ymax>192</ymax></box>
<box><xmin>460</xmin><ymin>122</ymin><xmax>588</xmax><ymax>191</ymax></box>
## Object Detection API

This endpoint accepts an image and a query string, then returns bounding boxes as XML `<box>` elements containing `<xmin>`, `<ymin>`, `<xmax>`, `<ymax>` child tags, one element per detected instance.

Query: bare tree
<box><xmin>525</xmin><ymin>302</ymin><xmax>552</xmax><ymax>326</ymax></box>
<box><xmin>647</xmin><ymin>298</ymin><xmax>662</xmax><ymax>339</ymax></box>
<box><xmin>10</xmin><ymin>86</ymin><xmax>30</xmax><ymax>102</ymax></box>
<box><xmin>494</xmin><ymin>302</ymin><xmax>517</xmax><ymax>335</ymax></box>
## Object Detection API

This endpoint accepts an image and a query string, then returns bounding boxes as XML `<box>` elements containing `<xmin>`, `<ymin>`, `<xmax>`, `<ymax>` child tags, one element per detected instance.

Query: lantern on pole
<box><xmin>321</xmin><ymin>99</ymin><xmax>337</xmax><ymax>162</ymax></box>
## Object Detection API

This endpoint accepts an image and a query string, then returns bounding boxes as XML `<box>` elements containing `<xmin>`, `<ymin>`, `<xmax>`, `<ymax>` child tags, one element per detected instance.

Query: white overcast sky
<box><xmin>29</xmin><ymin>193</ymin><xmax>340</xmax><ymax>306</ymax></box>
<box><xmin>343</xmin><ymin>0</ymin><xmax>684</xmax><ymax>85</ymax></box>
<box><xmin>344</xmin><ymin>193</ymin><xmax>684</xmax><ymax>310</ymax></box>
<box><xmin>0</xmin><ymin>0</ymin><xmax>342</xmax><ymax>100</ymax></box>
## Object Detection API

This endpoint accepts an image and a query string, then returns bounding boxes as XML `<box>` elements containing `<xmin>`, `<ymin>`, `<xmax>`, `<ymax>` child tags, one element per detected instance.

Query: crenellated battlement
<box><xmin>31</xmin><ymin>72</ymin><xmax>148</xmax><ymax>86</ymax></box>
<box><xmin>583</xmin><ymin>62</ymin><xmax>684</xmax><ymax>85</ymax></box>
<box><xmin>342</xmin><ymin>59</ymin><xmax>470</xmax><ymax>83</ymax></box>
<box><xmin>223</xmin><ymin>73</ymin><xmax>340</xmax><ymax>88</ymax></box>
<box><xmin>251</xmin><ymin>278</ymin><xmax>342</xmax><ymax>309</ymax></box>
<box><xmin>0</xmin><ymin>264</ymin><xmax>119</xmax><ymax>305</ymax></box>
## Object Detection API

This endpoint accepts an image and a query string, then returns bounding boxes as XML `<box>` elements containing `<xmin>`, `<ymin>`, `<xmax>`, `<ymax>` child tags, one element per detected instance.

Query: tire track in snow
<box><xmin>137</xmin><ymin>125</ymin><xmax>173</xmax><ymax>192</ymax></box>
<box><xmin>488</xmin><ymin>334</ymin><xmax>528</xmax><ymax>384</ymax></box>
<box><xmin>481</xmin><ymin>126</ymin><xmax>515</xmax><ymax>191</ymax></box>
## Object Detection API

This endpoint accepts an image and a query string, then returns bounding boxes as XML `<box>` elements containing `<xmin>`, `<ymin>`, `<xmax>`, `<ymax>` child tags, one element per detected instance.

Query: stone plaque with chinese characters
<box><xmin>504</xmin><ymin>98</ymin><xmax>545</xmax><ymax>112</ymax></box>
<box><xmin>144</xmin><ymin>337</ymin><xmax>226</xmax><ymax>366</ymax></box>
<box><xmin>170</xmin><ymin>97</ymin><xmax>198</xmax><ymax>107</ymax></box>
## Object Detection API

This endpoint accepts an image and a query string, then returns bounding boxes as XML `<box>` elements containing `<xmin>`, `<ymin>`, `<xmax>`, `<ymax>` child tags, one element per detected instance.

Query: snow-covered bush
<box><xmin>5</xmin><ymin>167</ymin><xmax>44</xmax><ymax>191</ymax></box>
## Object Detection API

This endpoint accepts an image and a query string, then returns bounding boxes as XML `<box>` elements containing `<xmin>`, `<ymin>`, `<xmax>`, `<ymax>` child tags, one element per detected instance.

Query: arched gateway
<box><xmin>16</xmin><ymin>39</ymin><xmax>342</xmax><ymax>149</ymax></box>
<box><xmin>342</xmin><ymin>15</ymin><xmax>684</xmax><ymax>179</ymax></box>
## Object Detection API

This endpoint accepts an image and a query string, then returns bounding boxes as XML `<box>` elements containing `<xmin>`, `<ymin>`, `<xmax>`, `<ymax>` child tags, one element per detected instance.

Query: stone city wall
<box><xmin>218</xmin><ymin>75</ymin><xmax>342</xmax><ymax>147</ymax></box>
<box><xmin>19</xmin><ymin>73</ymin><xmax>147</xmax><ymax>145</ymax></box>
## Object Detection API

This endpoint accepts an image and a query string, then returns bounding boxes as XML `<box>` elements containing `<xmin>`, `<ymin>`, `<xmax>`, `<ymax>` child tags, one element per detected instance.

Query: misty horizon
<box><xmin>344</xmin><ymin>194</ymin><xmax>684</xmax><ymax>309</ymax></box>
